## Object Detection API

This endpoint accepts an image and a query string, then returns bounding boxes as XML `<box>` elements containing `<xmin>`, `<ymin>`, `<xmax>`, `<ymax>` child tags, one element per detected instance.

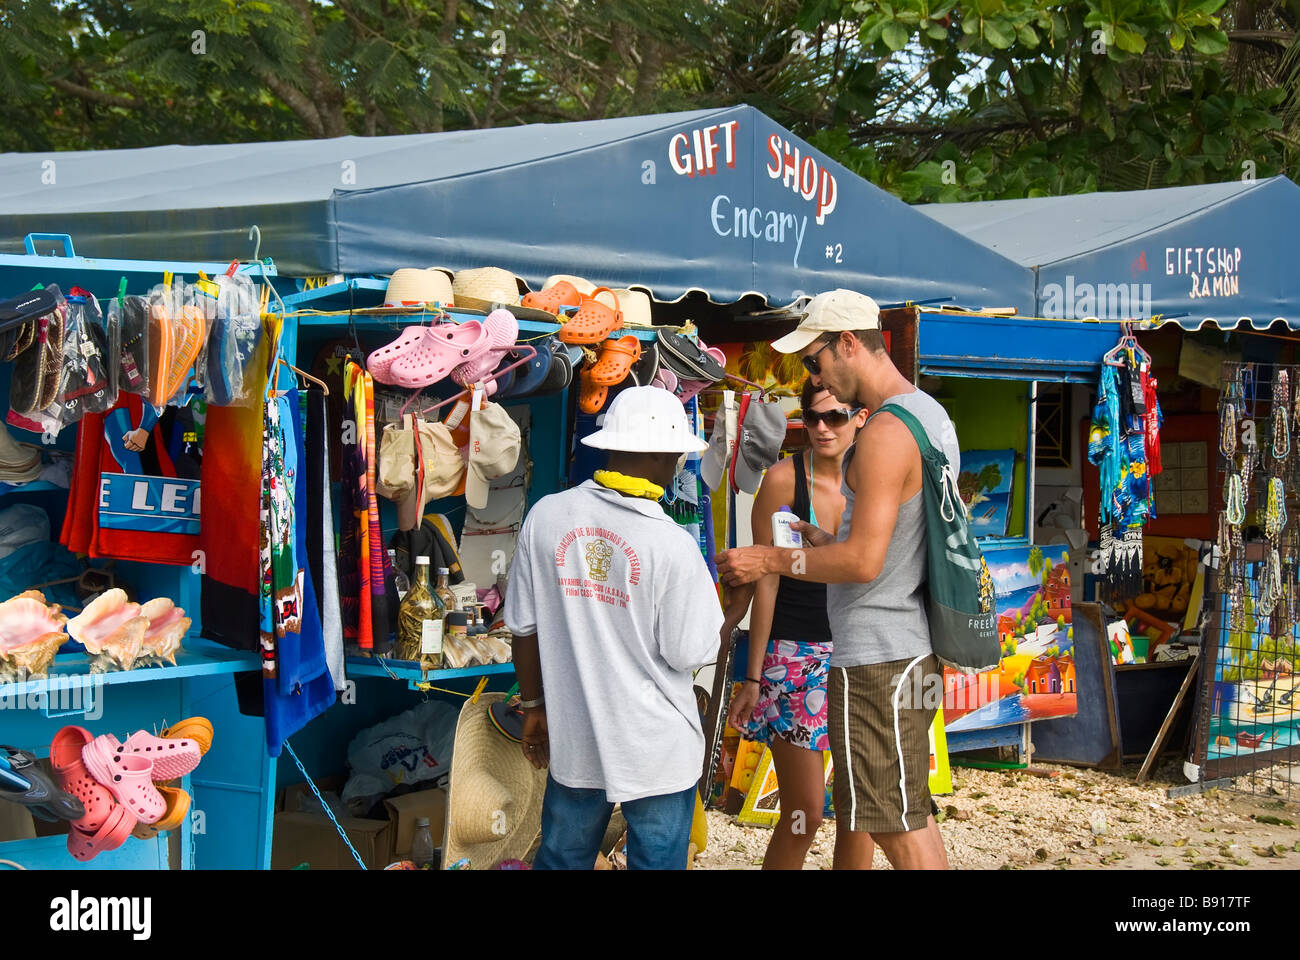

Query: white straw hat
<box><xmin>443</xmin><ymin>692</ymin><xmax>545</xmax><ymax>869</ymax></box>
<box><xmin>540</xmin><ymin>274</ymin><xmax>597</xmax><ymax>296</ymax></box>
<box><xmin>452</xmin><ymin>267</ymin><xmax>523</xmax><ymax>312</ymax></box>
<box><xmin>384</xmin><ymin>268</ymin><xmax>454</xmax><ymax>308</ymax></box>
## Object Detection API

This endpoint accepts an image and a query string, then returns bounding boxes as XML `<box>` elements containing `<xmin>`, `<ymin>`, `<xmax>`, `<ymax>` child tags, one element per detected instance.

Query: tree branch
<box><xmin>49</xmin><ymin>77</ymin><xmax>138</xmax><ymax>110</ymax></box>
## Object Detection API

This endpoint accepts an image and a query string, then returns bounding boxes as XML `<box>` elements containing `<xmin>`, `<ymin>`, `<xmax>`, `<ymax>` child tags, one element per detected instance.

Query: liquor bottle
<box><xmin>434</xmin><ymin>567</ymin><xmax>457</xmax><ymax>617</ymax></box>
<box><xmin>395</xmin><ymin>556</ymin><xmax>444</xmax><ymax>663</ymax></box>
<box><xmin>389</xmin><ymin>549</ymin><xmax>410</xmax><ymax>601</ymax></box>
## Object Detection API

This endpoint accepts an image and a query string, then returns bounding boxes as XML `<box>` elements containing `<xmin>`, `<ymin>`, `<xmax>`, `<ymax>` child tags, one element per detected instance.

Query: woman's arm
<box><xmin>744</xmin><ymin>459</ymin><xmax>791</xmax><ymax>679</ymax></box>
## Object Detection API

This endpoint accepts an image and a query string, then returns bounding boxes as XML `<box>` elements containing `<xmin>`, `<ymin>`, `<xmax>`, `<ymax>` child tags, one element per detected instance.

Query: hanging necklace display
<box><xmin>1220</xmin><ymin>398</ymin><xmax>1238</xmax><ymax>459</ymax></box>
<box><xmin>1229</xmin><ymin>578</ymin><xmax>1246</xmax><ymax>632</ymax></box>
<box><xmin>1226</xmin><ymin>472</ymin><xmax>1246</xmax><ymax>526</ymax></box>
<box><xmin>1265</xmin><ymin>476</ymin><xmax>1287</xmax><ymax>539</ymax></box>
<box><xmin>1273</xmin><ymin>370</ymin><xmax>1291</xmax><ymax>463</ymax></box>
<box><xmin>1217</xmin><ymin>511</ymin><xmax>1233</xmax><ymax>591</ymax></box>
<box><xmin>1261</xmin><ymin>547</ymin><xmax>1284</xmax><ymax>616</ymax></box>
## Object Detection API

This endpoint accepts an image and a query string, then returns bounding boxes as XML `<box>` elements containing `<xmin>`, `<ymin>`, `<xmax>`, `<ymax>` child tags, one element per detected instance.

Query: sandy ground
<box><xmin>694</xmin><ymin>759</ymin><xmax>1300</xmax><ymax>870</ymax></box>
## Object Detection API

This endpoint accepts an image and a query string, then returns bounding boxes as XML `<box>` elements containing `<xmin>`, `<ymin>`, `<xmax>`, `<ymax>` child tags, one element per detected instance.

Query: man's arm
<box><xmin>715</xmin><ymin>416</ymin><xmax>915</xmax><ymax>586</ymax></box>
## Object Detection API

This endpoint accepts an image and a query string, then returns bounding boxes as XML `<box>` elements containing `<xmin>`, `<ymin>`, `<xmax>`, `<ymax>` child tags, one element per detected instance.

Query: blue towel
<box><xmin>263</xmin><ymin>389</ymin><xmax>335</xmax><ymax>756</ymax></box>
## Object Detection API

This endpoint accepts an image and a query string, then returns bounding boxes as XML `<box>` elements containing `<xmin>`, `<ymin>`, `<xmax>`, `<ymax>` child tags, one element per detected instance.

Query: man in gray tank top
<box><xmin>716</xmin><ymin>289</ymin><xmax>956</xmax><ymax>870</ymax></box>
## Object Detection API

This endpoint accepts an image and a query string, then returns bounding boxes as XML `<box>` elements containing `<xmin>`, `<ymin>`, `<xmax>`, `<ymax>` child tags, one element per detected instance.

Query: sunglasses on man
<box><xmin>803</xmin><ymin>406</ymin><xmax>861</xmax><ymax>428</ymax></box>
<box><xmin>801</xmin><ymin>336</ymin><xmax>836</xmax><ymax>376</ymax></box>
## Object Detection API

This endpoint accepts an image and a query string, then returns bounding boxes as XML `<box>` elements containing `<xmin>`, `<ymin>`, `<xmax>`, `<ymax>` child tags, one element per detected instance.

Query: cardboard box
<box><xmin>274</xmin><ymin>775</ymin><xmax>393</xmax><ymax>870</ymax></box>
<box><xmin>272</xmin><ymin>812</ymin><xmax>392</xmax><ymax>870</ymax></box>
<box><xmin>384</xmin><ymin>788</ymin><xmax>447</xmax><ymax>859</ymax></box>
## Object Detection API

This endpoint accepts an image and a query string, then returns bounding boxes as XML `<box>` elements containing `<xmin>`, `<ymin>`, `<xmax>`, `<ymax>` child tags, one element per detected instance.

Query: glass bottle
<box><xmin>389</xmin><ymin>549</ymin><xmax>410</xmax><ymax>601</ymax></box>
<box><xmin>434</xmin><ymin>567</ymin><xmax>457</xmax><ymax>619</ymax></box>
<box><xmin>410</xmin><ymin>816</ymin><xmax>435</xmax><ymax>869</ymax></box>
<box><xmin>396</xmin><ymin>556</ymin><xmax>443</xmax><ymax>663</ymax></box>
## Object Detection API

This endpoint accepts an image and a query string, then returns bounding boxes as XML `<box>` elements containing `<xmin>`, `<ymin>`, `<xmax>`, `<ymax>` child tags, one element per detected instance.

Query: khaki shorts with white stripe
<box><xmin>828</xmin><ymin>654</ymin><xmax>938</xmax><ymax>835</ymax></box>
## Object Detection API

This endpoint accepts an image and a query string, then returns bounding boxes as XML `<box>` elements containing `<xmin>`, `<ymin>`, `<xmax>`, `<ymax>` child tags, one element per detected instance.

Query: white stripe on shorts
<box><xmin>892</xmin><ymin>655</ymin><xmax>928</xmax><ymax>831</ymax></box>
<box><xmin>839</xmin><ymin>667</ymin><xmax>856</xmax><ymax>832</ymax></box>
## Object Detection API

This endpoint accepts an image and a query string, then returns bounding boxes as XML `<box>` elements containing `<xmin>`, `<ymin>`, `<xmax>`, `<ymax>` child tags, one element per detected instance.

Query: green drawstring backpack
<box><xmin>872</xmin><ymin>403</ymin><xmax>1000</xmax><ymax>673</ymax></box>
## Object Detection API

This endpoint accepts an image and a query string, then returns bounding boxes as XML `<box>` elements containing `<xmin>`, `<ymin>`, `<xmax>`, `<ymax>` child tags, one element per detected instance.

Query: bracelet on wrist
<box><xmin>520</xmin><ymin>695</ymin><xmax>544</xmax><ymax>709</ymax></box>
<box><xmin>745</xmin><ymin>676</ymin><xmax>762</xmax><ymax>685</ymax></box>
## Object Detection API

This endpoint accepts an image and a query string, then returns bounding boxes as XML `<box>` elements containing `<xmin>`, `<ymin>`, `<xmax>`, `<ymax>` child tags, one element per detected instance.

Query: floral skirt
<box><xmin>736</xmin><ymin>638</ymin><xmax>832</xmax><ymax>751</ymax></box>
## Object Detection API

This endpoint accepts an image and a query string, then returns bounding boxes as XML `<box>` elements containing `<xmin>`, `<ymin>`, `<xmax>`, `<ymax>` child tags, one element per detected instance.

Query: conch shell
<box><xmin>139</xmin><ymin>597</ymin><xmax>189</xmax><ymax>666</ymax></box>
<box><xmin>0</xmin><ymin>589</ymin><xmax>68</xmax><ymax>678</ymax></box>
<box><xmin>66</xmin><ymin>588</ymin><xmax>148</xmax><ymax>672</ymax></box>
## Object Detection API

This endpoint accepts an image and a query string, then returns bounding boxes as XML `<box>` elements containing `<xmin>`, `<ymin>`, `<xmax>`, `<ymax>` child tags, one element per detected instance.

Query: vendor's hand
<box><xmin>521</xmin><ymin>707</ymin><xmax>549</xmax><ymax>770</ymax></box>
<box><xmin>727</xmin><ymin>681</ymin><xmax>760</xmax><ymax>731</ymax></box>
<box><xmin>714</xmin><ymin>546</ymin><xmax>774</xmax><ymax>587</ymax></box>
<box><xmin>123</xmin><ymin>428</ymin><xmax>148</xmax><ymax>452</ymax></box>
<box><xmin>792</xmin><ymin>520</ymin><xmax>833</xmax><ymax>547</ymax></box>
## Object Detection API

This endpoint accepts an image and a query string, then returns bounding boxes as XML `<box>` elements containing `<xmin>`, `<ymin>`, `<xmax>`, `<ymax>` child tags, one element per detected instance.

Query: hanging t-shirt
<box><xmin>90</xmin><ymin>393</ymin><xmax>203</xmax><ymax>565</ymax></box>
<box><xmin>503</xmin><ymin>480</ymin><xmax>722</xmax><ymax>802</ymax></box>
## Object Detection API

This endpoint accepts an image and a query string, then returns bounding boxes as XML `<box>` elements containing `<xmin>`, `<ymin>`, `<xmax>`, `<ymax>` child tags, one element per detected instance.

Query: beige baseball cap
<box><xmin>770</xmin><ymin>289</ymin><xmax>881</xmax><ymax>354</ymax></box>
<box><xmin>465</xmin><ymin>402</ymin><xmax>522</xmax><ymax>510</ymax></box>
<box><xmin>396</xmin><ymin>419</ymin><xmax>466</xmax><ymax>530</ymax></box>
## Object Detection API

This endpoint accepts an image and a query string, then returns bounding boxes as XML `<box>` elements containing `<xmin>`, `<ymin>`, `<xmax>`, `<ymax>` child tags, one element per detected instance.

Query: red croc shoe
<box><xmin>50</xmin><ymin>725</ymin><xmax>137</xmax><ymax>861</ymax></box>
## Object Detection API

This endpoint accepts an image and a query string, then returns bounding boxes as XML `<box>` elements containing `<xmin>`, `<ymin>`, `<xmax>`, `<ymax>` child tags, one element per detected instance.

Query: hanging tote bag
<box><xmin>872</xmin><ymin>403</ymin><xmax>999</xmax><ymax>673</ymax></box>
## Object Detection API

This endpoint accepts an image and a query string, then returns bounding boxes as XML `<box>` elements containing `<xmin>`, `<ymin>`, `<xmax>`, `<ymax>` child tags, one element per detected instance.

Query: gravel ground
<box><xmin>694</xmin><ymin>759</ymin><xmax>1300</xmax><ymax>870</ymax></box>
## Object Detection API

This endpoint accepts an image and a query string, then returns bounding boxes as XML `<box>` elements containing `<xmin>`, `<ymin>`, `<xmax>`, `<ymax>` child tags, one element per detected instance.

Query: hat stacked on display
<box><xmin>451</xmin><ymin>268</ymin><xmax>523</xmax><ymax>313</ymax></box>
<box><xmin>0</xmin><ymin>421</ymin><xmax>43</xmax><ymax>485</ymax></box>
<box><xmin>384</xmin><ymin>268</ymin><xmax>454</xmax><ymax>308</ymax></box>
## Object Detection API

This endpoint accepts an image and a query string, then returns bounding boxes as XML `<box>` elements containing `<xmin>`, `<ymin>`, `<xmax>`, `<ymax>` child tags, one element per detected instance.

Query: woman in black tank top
<box><xmin>727</xmin><ymin>380</ymin><xmax>866</xmax><ymax>869</ymax></box>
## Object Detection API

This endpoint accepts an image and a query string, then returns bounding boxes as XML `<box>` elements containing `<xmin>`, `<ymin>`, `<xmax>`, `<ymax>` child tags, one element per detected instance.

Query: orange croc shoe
<box><xmin>578</xmin><ymin>367</ymin><xmax>609</xmax><ymax>414</ymax></box>
<box><xmin>589</xmin><ymin>335</ymin><xmax>641</xmax><ymax>387</ymax></box>
<box><xmin>521</xmin><ymin>281</ymin><xmax>582</xmax><ymax>315</ymax></box>
<box><xmin>558</xmin><ymin>288</ymin><xmax>623</xmax><ymax>345</ymax></box>
<box><xmin>131</xmin><ymin>785</ymin><xmax>190</xmax><ymax>839</ymax></box>
<box><xmin>160</xmin><ymin>717</ymin><xmax>213</xmax><ymax>756</ymax></box>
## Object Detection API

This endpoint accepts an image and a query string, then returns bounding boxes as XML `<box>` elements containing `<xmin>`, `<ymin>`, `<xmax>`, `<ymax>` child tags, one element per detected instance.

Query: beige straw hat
<box><xmin>451</xmin><ymin>268</ymin><xmax>524</xmax><ymax>313</ymax></box>
<box><xmin>0</xmin><ymin>422</ymin><xmax>42</xmax><ymax>482</ymax></box>
<box><xmin>609</xmin><ymin>288</ymin><xmax>654</xmax><ymax>328</ymax></box>
<box><xmin>443</xmin><ymin>692</ymin><xmax>545</xmax><ymax>869</ymax></box>
<box><xmin>384</xmin><ymin>268</ymin><xmax>454</xmax><ymax>308</ymax></box>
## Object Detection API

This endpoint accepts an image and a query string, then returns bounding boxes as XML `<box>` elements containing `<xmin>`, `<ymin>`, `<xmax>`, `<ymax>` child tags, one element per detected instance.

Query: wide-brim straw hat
<box><xmin>443</xmin><ymin>692</ymin><xmax>545</xmax><ymax>869</ymax></box>
<box><xmin>451</xmin><ymin>267</ymin><xmax>524</xmax><ymax>313</ymax></box>
<box><xmin>0</xmin><ymin>422</ymin><xmax>42</xmax><ymax>481</ymax></box>
<box><xmin>609</xmin><ymin>288</ymin><xmax>653</xmax><ymax>328</ymax></box>
<box><xmin>385</xmin><ymin>268</ymin><xmax>454</xmax><ymax>308</ymax></box>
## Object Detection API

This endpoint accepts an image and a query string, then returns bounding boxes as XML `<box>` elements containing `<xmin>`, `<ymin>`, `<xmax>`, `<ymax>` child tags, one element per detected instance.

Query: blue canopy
<box><xmin>917</xmin><ymin>177</ymin><xmax>1300</xmax><ymax>330</ymax></box>
<box><xmin>0</xmin><ymin>106</ymin><xmax>1032</xmax><ymax>311</ymax></box>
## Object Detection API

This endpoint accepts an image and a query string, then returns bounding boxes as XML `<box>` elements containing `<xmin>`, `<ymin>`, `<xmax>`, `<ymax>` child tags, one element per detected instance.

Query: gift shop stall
<box><xmin>922</xmin><ymin>178</ymin><xmax>1300</xmax><ymax>786</ymax></box>
<box><xmin>0</xmin><ymin>106</ymin><xmax>1048</xmax><ymax>868</ymax></box>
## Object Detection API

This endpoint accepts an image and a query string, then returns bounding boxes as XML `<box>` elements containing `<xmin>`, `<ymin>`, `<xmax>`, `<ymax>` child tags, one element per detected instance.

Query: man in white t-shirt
<box><xmin>505</xmin><ymin>386</ymin><xmax>722</xmax><ymax>870</ymax></box>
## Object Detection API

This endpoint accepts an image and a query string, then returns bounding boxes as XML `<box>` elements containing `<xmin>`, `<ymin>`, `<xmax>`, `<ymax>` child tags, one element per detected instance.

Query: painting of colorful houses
<box><xmin>943</xmin><ymin>545</ymin><xmax>1077</xmax><ymax>733</ymax></box>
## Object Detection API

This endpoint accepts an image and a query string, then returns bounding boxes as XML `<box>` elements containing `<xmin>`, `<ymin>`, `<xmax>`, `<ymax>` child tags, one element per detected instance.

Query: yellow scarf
<box><xmin>593</xmin><ymin>469</ymin><xmax>664</xmax><ymax>501</ymax></box>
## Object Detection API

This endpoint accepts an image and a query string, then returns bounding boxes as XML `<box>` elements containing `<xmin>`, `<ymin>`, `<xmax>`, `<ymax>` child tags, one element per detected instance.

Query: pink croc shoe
<box><xmin>80</xmin><ymin>734</ymin><xmax>168</xmax><ymax>824</ymax></box>
<box><xmin>366</xmin><ymin>324</ymin><xmax>430</xmax><ymax>382</ymax></box>
<box><xmin>388</xmin><ymin>319</ymin><xmax>489</xmax><ymax>389</ymax></box>
<box><xmin>112</xmin><ymin>729</ymin><xmax>202</xmax><ymax>782</ymax></box>
<box><xmin>50</xmin><ymin>725</ymin><xmax>137</xmax><ymax>861</ymax></box>
<box><xmin>451</xmin><ymin>309</ymin><xmax>519</xmax><ymax>388</ymax></box>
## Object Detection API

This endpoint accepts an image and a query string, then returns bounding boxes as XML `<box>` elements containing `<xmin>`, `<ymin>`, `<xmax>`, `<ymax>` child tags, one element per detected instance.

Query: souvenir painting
<box><xmin>944</xmin><ymin>545</ymin><xmax>1076</xmax><ymax>733</ymax></box>
<box><xmin>958</xmin><ymin>448</ymin><xmax>1015</xmax><ymax>537</ymax></box>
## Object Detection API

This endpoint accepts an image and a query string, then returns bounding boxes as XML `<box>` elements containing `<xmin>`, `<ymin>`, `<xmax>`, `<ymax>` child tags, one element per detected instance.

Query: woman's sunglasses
<box><xmin>804</xmin><ymin>407</ymin><xmax>860</xmax><ymax>428</ymax></box>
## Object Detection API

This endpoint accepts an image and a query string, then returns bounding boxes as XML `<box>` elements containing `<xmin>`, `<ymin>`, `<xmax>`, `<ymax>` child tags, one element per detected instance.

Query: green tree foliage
<box><xmin>4</xmin><ymin>0</ymin><xmax>1299</xmax><ymax>196</ymax></box>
